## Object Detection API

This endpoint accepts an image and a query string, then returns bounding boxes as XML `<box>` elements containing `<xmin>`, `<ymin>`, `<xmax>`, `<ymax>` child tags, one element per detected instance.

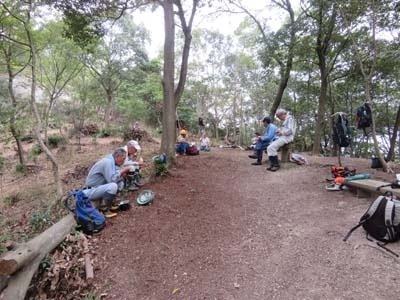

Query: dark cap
<box><xmin>262</xmin><ymin>116</ymin><xmax>271</xmax><ymax>123</ymax></box>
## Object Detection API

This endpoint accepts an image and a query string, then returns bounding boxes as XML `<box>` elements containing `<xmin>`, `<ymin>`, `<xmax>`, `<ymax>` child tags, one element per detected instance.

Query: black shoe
<box><xmin>248</xmin><ymin>154</ymin><xmax>258</xmax><ymax>159</ymax></box>
<box><xmin>269</xmin><ymin>165</ymin><xmax>280</xmax><ymax>172</ymax></box>
<box><xmin>251</xmin><ymin>161</ymin><xmax>262</xmax><ymax>165</ymax></box>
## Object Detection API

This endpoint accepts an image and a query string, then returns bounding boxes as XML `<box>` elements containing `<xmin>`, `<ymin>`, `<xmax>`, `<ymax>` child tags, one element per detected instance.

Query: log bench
<box><xmin>279</xmin><ymin>142</ymin><xmax>292</xmax><ymax>163</ymax></box>
<box><xmin>344</xmin><ymin>179</ymin><xmax>400</xmax><ymax>198</ymax></box>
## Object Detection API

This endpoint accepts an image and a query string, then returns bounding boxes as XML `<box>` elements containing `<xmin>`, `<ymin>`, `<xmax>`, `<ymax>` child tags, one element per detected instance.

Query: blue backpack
<box><xmin>64</xmin><ymin>190</ymin><xmax>106</xmax><ymax>235</ymax></box>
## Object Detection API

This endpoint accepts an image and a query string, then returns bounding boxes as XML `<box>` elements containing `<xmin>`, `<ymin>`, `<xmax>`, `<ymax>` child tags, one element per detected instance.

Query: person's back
<box><xmin>85</xmin><ymin>156</ymin><xmax>114</xmax><ymax>188</ymax></box>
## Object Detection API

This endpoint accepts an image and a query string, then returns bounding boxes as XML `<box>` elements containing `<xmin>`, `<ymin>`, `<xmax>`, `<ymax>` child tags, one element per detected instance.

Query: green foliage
<box><xmin>153</xmin><ymin>156</ymin><xmax>168</xmax><ymax>176</ymax></box>
<box><xmin>15</xmin><ymin>164</ymin><xmax>27</xmax><ymax>174</ymax></box>
<box><xmin>81</xmin><ymin>291</ymin><xmax>99</xmax><ymax>300</ymax></box>
<box><xmin>0</xmin><ymin>153</ymin><xmax>5</xmax><ymax>171</ymax></box>
<box><xmin>31</xmin><ymin>143</ymin><xmax>42</xmax><ymax>156</ymax></box>
<box><xmin>29</xmin><ymin>210</ymin><xmax>52</xmax><ymax>232</ymax></box>
<box><xmin>47</xmin><ymin>134</ymin><xmax>67</xmax><ymax>148</ymax></box>
<box><xmin>0</xmin><ymin>232</ymin><xmax>11</xmax><ymax>254</ymax></box>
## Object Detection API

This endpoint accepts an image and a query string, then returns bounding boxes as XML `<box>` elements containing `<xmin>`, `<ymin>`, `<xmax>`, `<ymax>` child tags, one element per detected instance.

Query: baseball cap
<box><xmin>127</xmin><ymin>140</ymin><xmax>141</xmax><ymax>151</ymax></box>
<box><xmin>262</xmin><ymin>116</ymin><xmax>271</xmax><ymax>123</ymax></box>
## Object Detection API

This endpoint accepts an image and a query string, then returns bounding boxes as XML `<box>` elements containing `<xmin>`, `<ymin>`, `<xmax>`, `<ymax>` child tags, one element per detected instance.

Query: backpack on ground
<box><xmin>332</xmin><ymin>113</ymin><xmax>351</xmax><ymax>147</ymax></box>
<box><xmin>343</xmin><ymin>192</ymin><xmax>400</xmax><ymax>256</ymax></box>
<box><xmin>356</xmin><ymin>103</ymin><xmax>372</xmax><ymax>134</ymax></box>
<box><xmin>64</xmin><ymin>190</ymin><xmax>106</xmax><ymax>235</ymax></box>
<box><xmin>186</xmin><ymin>144</ymin><xmax>199</xmax><ymax>156</ymax></box>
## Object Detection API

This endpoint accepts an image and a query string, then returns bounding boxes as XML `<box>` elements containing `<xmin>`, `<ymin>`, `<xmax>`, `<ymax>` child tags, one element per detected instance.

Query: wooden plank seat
<box><xmin>344</xmin><ymin>179</ymin><xmax>400</xmax><ymax>198</ymax></box>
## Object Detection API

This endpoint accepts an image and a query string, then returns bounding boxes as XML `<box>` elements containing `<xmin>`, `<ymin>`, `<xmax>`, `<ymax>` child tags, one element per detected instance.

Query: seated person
<box><xmin>266</xmin><ymin>108</ymin><xmax>296</xmax><ymax>172</ymax></box>
<box><xmin>176</xmin><ymin>129</ymin><xmax>189</xmax><ymax>155</ymax></box>
<box><xmin>199</xmin><ymin>132</ymin><xmax>211</xmax><ymax>151</ymax></box>
<box><xmin>249</xmin><ymin>132</ymin><xmax>260</xmax><ymax>150</ymax></box>
<box><xmin>83</xmin><ymin>148</ymin><xmax>131</xmax><ymax>218</ymax></box>
<box><xmin>249</xmin><ymin>116</ymin><xmax>277</xmax><ymax>165</ymax></box>
<box><xmin>122</xmin><ymin>140</ymin><xmax>144</xmax><ymax>191</ymax></box>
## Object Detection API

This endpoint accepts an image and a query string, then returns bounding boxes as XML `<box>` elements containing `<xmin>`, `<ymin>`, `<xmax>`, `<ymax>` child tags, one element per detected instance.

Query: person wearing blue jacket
<box><xmin>249</xmin><ymin>116</ymin><xmax>277</xmax><ymax>165</ymax></box>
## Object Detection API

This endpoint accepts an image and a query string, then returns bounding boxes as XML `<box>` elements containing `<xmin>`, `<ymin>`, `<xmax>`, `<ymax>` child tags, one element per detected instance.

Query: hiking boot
<box><xmin>110</xmin><ymin>204</ymin><xmax>120</xmax><ymax>211</ymax></box>
<box><xmin>251</xmin><ymin>161</ymin><xmax>262</xmax><ymax>165</ymax></box>
<box><xmin>134</xmin><ymin>180</ymin><xmax>144</xmax><ymax>187</ymax></box>
<box><xmin>248</xmin><ymin>154</ymin><xmax>258</xmax><ymax>159</ymax></box>
<box><xmin>102</xmin><ymin>209</ymin><xmax>118</xmax><ymax>218</ymax></box>
<box><xmin>128</xmin><ymin>184</ymin><xmax>139</xmax><ymax>191</ymax></box>
<box><xmin>269</xmin><ymin>165</ymin><xmax>280</xmax><ymax>172</ymax></box>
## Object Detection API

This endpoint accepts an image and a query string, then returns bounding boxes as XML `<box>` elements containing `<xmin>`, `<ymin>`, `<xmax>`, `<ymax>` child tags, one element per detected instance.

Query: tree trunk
<box><xmin>4</xmin><ymin>48</ymin><xmax>25</xmax><ymax>166</ymax></box>
<box><xmin>160</xmin><ymin>0</ymin><xmax>177</xmax><ymax>162</ymax></box>
<box><xmin>24</xmin><ymin>9</ymin><xmax>63</xmax><ymax>202</ymax></box>
<box><xmin>104</xmin><ymin>89</ymin><xmax>114</xmax><ymax>130</ymax></box>
<box><xmin>0</xmin><ymin>214</ymin><xmax>76</xmax><ymax>300</ymax></box>
<box><xmin>387</xmin><ymin>105</ymin><xmax>400</xmax><ymax>161</ymax></box>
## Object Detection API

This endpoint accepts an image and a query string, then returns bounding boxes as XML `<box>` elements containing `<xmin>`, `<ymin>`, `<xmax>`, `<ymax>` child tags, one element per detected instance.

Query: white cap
<box><xmin>127</xmin><ymin>140</ymin><xmax>141</xmax><ymax>151</ymax></box>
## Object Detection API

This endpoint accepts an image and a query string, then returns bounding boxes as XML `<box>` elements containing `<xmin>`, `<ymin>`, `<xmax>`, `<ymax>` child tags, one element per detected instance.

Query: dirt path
<box><xmin>94</xmin><ymin>149</ymin><xmax>400</xmax><ymax>300</ymax></box>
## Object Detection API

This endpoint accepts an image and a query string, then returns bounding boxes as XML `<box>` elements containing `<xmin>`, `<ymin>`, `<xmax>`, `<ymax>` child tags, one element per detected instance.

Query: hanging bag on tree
<box><xmin>343</xmin><ymin>192</ymin><xmax>400</xmax><ymax>256</ymax></box>
<box><xmin>356</xmin><ymin>103</ymin><xmax>372</xmax><ymax>135</ymax></box>
<box><xmin>64</xmin><ymin>190</ymin><xmax>106</xmax><ymax>235</ymax></box>
<box><xmin>332</xmin><ymin>113</ymin><xmax>351</xmax><ymax>147</ymax></box>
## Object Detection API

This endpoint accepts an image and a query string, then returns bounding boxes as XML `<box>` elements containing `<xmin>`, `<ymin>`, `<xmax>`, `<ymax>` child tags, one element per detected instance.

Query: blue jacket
<box><xmin>261</xmin><ymin>123</ymin><xmax>277</xmax><ymax>143</ymax></box>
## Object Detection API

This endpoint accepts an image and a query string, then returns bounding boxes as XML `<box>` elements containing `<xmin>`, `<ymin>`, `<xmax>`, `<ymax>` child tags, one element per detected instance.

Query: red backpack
<box><xmin>186</xmin><ymin>144</ymin><xmax>199</xmax><ymax>155</ymax></box>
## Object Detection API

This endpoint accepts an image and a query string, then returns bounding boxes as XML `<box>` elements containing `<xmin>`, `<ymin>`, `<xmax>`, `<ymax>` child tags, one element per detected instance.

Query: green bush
<box><xmin>15</xmin><ymin>163</ymin><xmax>27</xmax><ymax>174</ymax></box>
<box><xmin>0</xmin><ymin>232</ymin><xmax>11</xmax><ymax>254</ymax></box>
<box><xmin>29</xmin><ymin>211</ymin><xmax>52</xmax><ymax>232</ymax></box>
<box><xmin>31</xmin><ymin>143</ymin><xmax>42</xmax><ymax>156</ymax></box>
<box><xmin>47</xmin><ymin>134</ymin><xmax>67</xmax><ymax>148</ymax></box>
<box><xmin>0</xmin><ymin>153</ymin><xmax>4</xmax><ymax>171</ymax></box>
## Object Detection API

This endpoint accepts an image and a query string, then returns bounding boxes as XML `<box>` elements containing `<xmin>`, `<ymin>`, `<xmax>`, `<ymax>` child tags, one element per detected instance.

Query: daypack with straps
<box><xmin>343</xmin><ymin>192</ymin><xmax>400</xmax><ymax>256</ymax></box>
<box><xmin>332</xmin><ymin>113</ymin><xmax>351</xmax><ymax>147</ymax></box>
<box><xmin>64</xmin><ymin>190</ymin><xmax>106</xmax><ymax>235</ymax></box>
<box><xmin>356</xmin><ymin>103</ymin><xmax>372</xmax><ymax>131</ymax></box>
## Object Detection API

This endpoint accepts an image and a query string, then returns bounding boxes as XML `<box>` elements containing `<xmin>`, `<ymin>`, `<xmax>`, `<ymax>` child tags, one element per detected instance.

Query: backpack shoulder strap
<box><xmin>343</xmin><ymin>196</ymin><xmax>386</xmax><ymax>242</ymax></box>
<box><xmin>384</xmin><ymin>199</ymin><xmax>396</xmax><ymax>241</ymax></box>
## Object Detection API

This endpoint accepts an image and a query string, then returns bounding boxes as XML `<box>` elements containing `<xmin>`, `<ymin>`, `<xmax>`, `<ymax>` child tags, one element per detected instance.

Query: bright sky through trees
<box><xmin>132</xmin><ymin>1</ymin><xmax>300</xmax><ymax>58</ymax></box>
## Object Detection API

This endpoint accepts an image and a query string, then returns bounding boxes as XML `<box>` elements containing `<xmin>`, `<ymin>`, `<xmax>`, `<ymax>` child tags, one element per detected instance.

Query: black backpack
<box><xmin>343</xmin><ymin>192</ymin><xmax>400</xmax><ymax>256</ymax></box>
<box><xmin>356</xmin><ymin>103</ymin><xmax>372</xmax><ymax>133</ymax></box>
<box><xmin>332</xmin><ymin>113</ymin><xmax>351</xmax><ymax>147</ymax></box>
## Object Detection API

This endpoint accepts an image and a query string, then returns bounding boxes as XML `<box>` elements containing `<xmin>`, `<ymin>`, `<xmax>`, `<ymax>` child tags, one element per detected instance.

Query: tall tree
<box><xmin>0</xmin><ymin>0</ymin><xmax>34</xmax><ymax>166</ymax></box>
<box><xmin>0</xmin><ymin>0</ymin><xmax>64</xmax><ymax>201</ymax></box>
<box><xmin>158</xmin><ymin>0</ymin><xmax>200</xmax><ymax>161</ymax></box>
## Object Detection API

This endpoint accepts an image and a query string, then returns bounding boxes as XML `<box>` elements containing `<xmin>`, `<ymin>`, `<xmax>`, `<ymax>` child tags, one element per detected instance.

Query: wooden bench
<box><xmin>344</xmin><ymin>179</ymin><xmax>400</xmax><ymax>198</ymax></box>
<box><xmin>263</xmin><ymin>142</ymin><xmax>293</xmax><ymax>163</ymax></box>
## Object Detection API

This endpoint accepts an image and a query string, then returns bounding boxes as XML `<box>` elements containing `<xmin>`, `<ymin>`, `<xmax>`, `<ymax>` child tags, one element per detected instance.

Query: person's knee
<box><xmin>107</xmin><ymin>183</ymin><xmax>118</xmax><ymax>195</ymax></box>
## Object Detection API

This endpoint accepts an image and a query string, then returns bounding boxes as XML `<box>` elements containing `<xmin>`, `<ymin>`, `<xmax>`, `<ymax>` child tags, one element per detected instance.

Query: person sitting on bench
<box><xmin>248</xmin><ymin>116</ymin><xmax>277</xmax><ymax>165</ymax></box>
<box><xmin>266</xmin><ymin>108</ymin><xmax>296</xmax><ymax>172</ymax></box>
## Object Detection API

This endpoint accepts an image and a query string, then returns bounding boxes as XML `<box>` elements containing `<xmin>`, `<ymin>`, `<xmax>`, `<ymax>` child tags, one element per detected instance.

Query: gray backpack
<box><xmin>343</xmin><ymin>192</ymin><xmax>400</xmax><ymax>256</ymax></box>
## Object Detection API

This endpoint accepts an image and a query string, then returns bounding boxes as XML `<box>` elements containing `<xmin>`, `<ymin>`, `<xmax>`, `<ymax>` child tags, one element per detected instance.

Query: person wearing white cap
<box><xmin>121</xmin><ymin>140</ymin><xmax>144</xmax><ymax>191</ymax></box>
<box><xmin>266</xmin><ymin>108</ymin><xmax>296</xmax><ymax>171</ymax></box>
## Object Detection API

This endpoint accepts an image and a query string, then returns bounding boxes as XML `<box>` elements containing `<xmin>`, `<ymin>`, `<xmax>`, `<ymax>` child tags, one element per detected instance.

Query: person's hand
<box><xmin>121</xmin><ymin>166</ymin><xmax>131</xmax><ymax>177</ymax></box>
<box><xmin>276</xmin><ymin>130</ymin><xmax>282</xmax><ymax>136</ymax></box>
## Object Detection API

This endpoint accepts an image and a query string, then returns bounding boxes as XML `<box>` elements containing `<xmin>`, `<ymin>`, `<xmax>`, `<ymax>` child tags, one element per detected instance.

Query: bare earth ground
<box><xmin>90</xmin><ymin>148</ymin><xmax>400</xmax><ymax>300</ymax></box>
<box><xmin>2</xmin><ymin>137</ymin><xmax>400</xmax><ymax>300</ymax></box>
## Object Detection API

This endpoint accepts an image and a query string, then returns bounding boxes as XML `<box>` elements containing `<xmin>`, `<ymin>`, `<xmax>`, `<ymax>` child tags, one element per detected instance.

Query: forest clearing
<box><xmin>1</xmin><ymin>134</ymin><xmax>400</xmax><ymax>299</ymax></box>
<box><xmin>1</xmin><ymin>0</ymin><xmax>400</xmax><ymax>299</ymax></box>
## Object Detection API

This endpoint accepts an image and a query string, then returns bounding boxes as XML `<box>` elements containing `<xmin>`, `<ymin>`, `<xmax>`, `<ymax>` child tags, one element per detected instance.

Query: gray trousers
<box><xmin>267</xmin><ymin>136</ymin><xmax>293</xmax><ymax>156</ymax></box>
<box><xmin>82</xmin><ymin>182</ymin><xmax>118</xmax><ymax>201</ymax></box>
